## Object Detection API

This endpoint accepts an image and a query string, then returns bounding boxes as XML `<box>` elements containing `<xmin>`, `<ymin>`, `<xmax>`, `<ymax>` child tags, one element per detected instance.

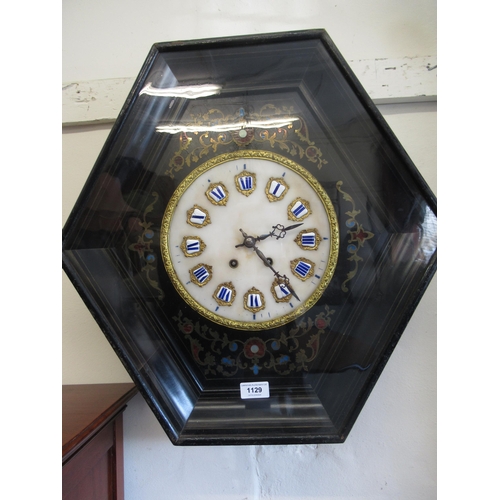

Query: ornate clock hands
<box><xmin>235</xmin><ymin>223</ymin><xmax>303</xmax><ymax>247</ymax></box>
<box><xmin>256</xmin><ymin>223</ymin><xmax>303</xmax><ymax>242</ymax></box>
<box><xmin>235</xmin><ymin>228</ymin><xmax>300</xmax><ymax>301</ymax></box>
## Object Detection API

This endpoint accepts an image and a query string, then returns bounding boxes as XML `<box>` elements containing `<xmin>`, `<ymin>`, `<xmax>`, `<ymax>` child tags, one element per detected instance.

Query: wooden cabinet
<box><xmin>62</xmin><ymin>383</ymin><xmax>138</xmax><ymax>500</ymax></box>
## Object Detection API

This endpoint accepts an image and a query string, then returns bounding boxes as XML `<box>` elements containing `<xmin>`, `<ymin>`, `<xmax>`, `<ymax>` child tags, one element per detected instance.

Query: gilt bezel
<box><xmin>160</xmin><ymin>150</ymin><xmax>339</xmax><ymax>331</ymax></box>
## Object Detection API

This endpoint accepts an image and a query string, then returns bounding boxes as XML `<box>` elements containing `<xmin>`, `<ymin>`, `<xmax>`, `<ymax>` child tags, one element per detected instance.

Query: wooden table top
<box><xmin>62</xmin><ymin>383</ymin><xmax>138</xmax><ymax>463</ymax></box>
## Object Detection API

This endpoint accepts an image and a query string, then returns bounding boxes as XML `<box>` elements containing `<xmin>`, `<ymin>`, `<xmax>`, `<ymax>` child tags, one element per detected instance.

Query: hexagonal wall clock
<box><xmin>62</xmin><ymin>30</ymin><xmax>437</xmax><ymax>445</ymax></box>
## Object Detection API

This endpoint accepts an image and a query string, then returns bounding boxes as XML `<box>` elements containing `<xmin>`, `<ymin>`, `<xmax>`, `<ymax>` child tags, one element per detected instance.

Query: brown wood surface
<box><xmin>62</xmin><ymin>383</ymin><xmax>137</xmax><ymax>464</ymax></box>
<box><xmin>62</xmin><ymin>418</ymin><xmax>116</xmax><ymax>499</ymax></box>
<box><xmin>114</xmin><ymin>411</ymin><xmax>125</xmax><ymax>500</ymax></box>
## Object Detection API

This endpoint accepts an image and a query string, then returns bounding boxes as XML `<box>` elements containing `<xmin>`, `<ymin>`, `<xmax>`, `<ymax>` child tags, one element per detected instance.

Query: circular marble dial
<box><xmin>160</xmin><ymin>150</ymin><xmax>339</xmax><ymax>331</ymax></box>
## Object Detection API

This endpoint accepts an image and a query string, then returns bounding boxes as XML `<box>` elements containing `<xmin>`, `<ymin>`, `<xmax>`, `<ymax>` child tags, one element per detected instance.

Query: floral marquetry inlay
<box><xmin>165</xmin><ymin>105</ymin><xmax>328</xmax><ymax>178</ymax></box>
<box><xmin>173</xmin><ymin>305</ymin><xmax>336</xmax><ymax>377</ymax></box>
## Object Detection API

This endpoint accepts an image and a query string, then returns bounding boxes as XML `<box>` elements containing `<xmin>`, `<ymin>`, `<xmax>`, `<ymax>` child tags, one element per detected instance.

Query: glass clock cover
<box><xmin>62</xmin><ymin>30</ymin><xmax>437</xmax><ymax>445</ymax></box>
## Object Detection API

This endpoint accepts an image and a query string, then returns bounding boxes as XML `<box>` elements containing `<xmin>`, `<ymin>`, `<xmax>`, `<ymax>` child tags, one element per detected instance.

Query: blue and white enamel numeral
<box><xmin>217</xmin><ymin>286</ymin><xmax>232</xmax><ymax>302</ymax></box>
<box><xmin>288</xmin><ymin>198</ymin><xmax>311</xmax><ymax>221</ymax></box>
<box><xmin>213</xmin><ymin>282</ymin><xmax>236</xmax><ymax>306</ymax></box>
<box><xmin>295</xmin><ymin>260</ymin><xmax>311</xmax><ymax>276</ymax></box>
<box><xmin>266</xmin><ymin>177</ymin><xmax>289</xmax><ymax>201</ymax></box>
<box><xmin>271</xmin><ymin>279</ymin><xmax>292</xmax><ymax>302</ymax></box>
<box><xmin>290</xmin><ymin>257</ymin><xmax>315</xmax><ymax>281</ymax></box>
<box><xmin>248</xmin><ymin>293</ymin><xmax>262</xmax><ymax>307</ymax></box>
<box><xmin>187</xmin><ymin>205</ymin><xmax>210</xmax><ymax>227</ymax></box>
<box><xmin>189</xmin><ymin>264</ymin><xmax>213</xmax><ymax>286</ymax></box>
<box><xmin>239</xmin><ymin>176</ymin><xmax>253</xmax><ymax>191</ymax></box>
<box><xmin>234</xmin><ymin>171</ymin><xmax>257</xmax><ymax>196</ymax></box>
<box><xmin>244</xmin><ymin>288</ymin><xmax>265</xmax><ymax>312</ymax></box>
<box><xmin>270</xmin><ymin>180</ymin><xmax>286</xmax><ymax>197</ymax></box>
<box><xmin>302</xmin><ymin>233</ymin><xmax>316</xmax><ymax>246</ymax></box>
<box><xmin>295</xmin><ymin>229</ymin><xmax>321</xmax><ymax>250</ymax></box>
<box><xmin>206</xmin><ymin>182</ymin><xmax>229</xmax><ymax>206</ymax></box>
<box><xmin>180</xmin><ymin>236</ymin><xmax>206</xmax><ymax>257</ymax></box>
<box><xmin>187</xmin><ymin>240</ymin><xmax>201</xmax><ymax>253</ymax></box>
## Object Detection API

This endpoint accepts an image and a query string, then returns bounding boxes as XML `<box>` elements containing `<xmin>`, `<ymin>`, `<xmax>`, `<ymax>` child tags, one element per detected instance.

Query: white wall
<box><xmin>62</xmin><ymin>1</ymin><xmax>437</xmax><ymax>498</ymax></box>
<box><xmin>63</xmin><ymin>0</ymin><xmax>436</xmax><ymax>82</ymax></box>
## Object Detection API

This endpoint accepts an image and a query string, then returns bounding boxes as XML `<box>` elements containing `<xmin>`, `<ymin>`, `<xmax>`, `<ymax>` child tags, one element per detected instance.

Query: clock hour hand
<box><xmin>254</xmin><ymin>246</ymin><xmax>278</xmax><ymax>273</ymax></box>
<box><xmin>257</xmin><ymin>223</ymin><xmax>303</xmax><ymax>241</ymax></box>
<box><xmin>278</xmin><ymin>276</ymin><xmax>300</xmax><ymax>302</ymax></box>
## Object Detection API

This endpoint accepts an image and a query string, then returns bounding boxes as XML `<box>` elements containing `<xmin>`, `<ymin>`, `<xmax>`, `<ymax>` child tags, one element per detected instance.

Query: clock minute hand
<box><xmin>257</xmin><ymin>223</ymin><xmax>303</xmax><ymax>241</ymax></box>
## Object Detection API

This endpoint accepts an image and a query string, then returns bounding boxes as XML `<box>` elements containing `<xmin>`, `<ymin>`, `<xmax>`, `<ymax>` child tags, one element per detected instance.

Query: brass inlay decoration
<box><xmin>165</xmin><ymin>105</ymin><xmax>328</xmax><ymax>177</ymax></box>
<box><xmin>172</xmin><ymin>305</ymin><xmax>336</xmax><ymax>377</ymax></box>
<box><xmin>127</xmin><ymin>191</ymin><xmax>164</xmax><ymax>299</ymax></box>
<box><xmin>336</xmin><ymin>181</ymin><xmax>374</xmax><ymax>292</ymax></box>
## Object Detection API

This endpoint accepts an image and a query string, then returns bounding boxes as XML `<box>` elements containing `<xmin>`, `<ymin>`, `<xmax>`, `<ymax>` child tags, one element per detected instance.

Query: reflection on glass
<box><xmin>156</xmin><ymin>116</ymin><xmax>299</xmax><ymax>134</ymax></box>
<box><xmin>140</xmin><ymin>82</ymin><xmax>222</xmax><ymax>99</ymax></box>
<box><xmin>419</xmin><ymin>205</ymin><xmax>438</xmax><ymax>263</ymax></box>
